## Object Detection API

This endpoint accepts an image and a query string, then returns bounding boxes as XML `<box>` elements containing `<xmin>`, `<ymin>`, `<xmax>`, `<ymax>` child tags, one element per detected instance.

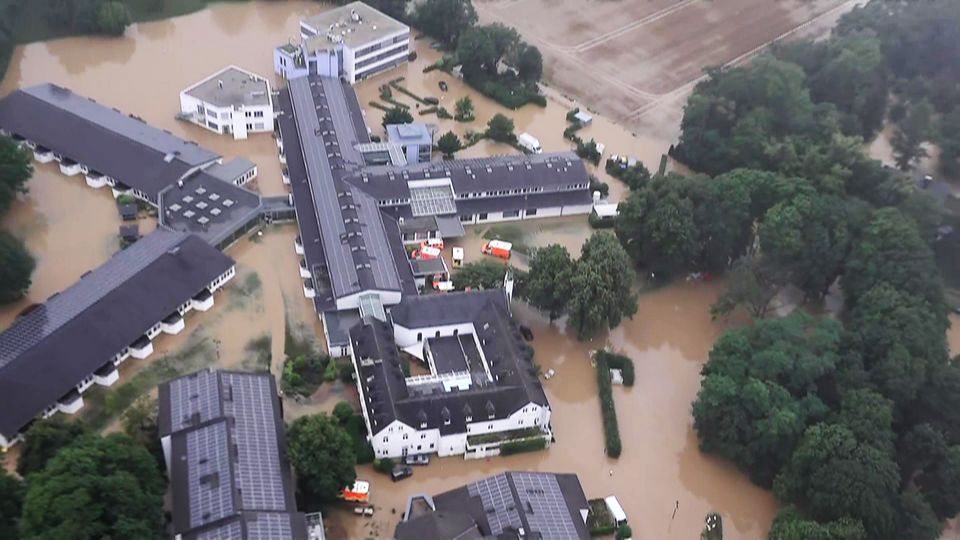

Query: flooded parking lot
<box><xmin>0</xmin><ymin>2</ymin><xmax>781</xmax><ymax>537</ymax></box>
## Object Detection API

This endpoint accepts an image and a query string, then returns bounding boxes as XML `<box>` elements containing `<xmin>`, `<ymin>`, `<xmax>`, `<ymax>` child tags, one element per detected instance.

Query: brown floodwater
<box><xmin>0</xmin><ymin>3</ymin><xmax>779</xmax><ymax>538</ymax></box>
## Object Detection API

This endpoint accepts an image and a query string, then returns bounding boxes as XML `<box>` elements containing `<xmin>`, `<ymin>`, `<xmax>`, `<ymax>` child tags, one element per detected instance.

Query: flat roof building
<box><xmin>179</xmin><ymin>66</ymin><xmax>275</xmax><ymax>140</ymax></box>
<box><xmin>159</xmin><ymin>369</ymin><xmax>307</xmax><ymax>539</ymax></box>
<box><xmin>386</xmin><ymin>123</ymin><xmax>433</xmax><ymax>164</ymax></box>
<box><xmin>275</xmin><ymin>2</ymin><xmax>411</xmax><ymax>83</ymax></box>
<box><xmin>0</xmin><ymin>83</ymin><xmax>221</xmax><ymax>204</ymax></box>
<box><xmin>395</xmin><ymin>471</ymin><xmax>591</xmax><ymax>540</ymax></box>
<box><xmin>0</xmin><ymin>230</ymin><xmax>235</xmax><ymax>449</ymax></box>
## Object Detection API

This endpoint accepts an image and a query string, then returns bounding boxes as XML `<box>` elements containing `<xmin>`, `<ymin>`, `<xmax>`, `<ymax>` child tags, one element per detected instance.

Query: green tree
<box><xmin>567</xmin><ymin>233</ymin><xmax>637</xmax><ymax>340</ymax></box>
<box><xmin>846</xmin><ymin>283</ymin><xmax>947</xmax><ymax>407</ymax></box>
<box><xmin>0</xmin><ymin>469</ymin><xmax>23</xmax><ymax>540</ymax></box>
<box><xmin>453</xmin><ymin>259</ymin><xmax>508</xmax><ymax>290</ymax></box>
<box><xmin>287</xmin><ymin>413</ymin><xmax>356</xmax><ymax>502</ymax></box>
<box><xmin>517</xmin><ymin>44</ymin><xmax>543</xmax><ymax>81</ymax></box>
<box><xmin>693</xmin><ymin>313</ymin><xmax>841</xmax><ymax>486</ymax></box>
<box><xmin>892</xmin><ymin>100</ymin><xmax>934</xmax><ymax>171</ymax></box>
<box><xmin>17</xmin><ymin>417</ymin><xmax>85</xmax><ymax>477</ymax></box>
<box><xmin>774</xmin><ymin>423</ymin><xmax>901</xmax><ymax>539</ymax></box>
<box><xmin>0</xmin><ymin>230</ymin><xmax>35</xmax><ymax>304</ymax></box>
<box><xmin>454</xmin><ymin>95</ymin><xmax>474</xmax><ymax>121</ymax></box>
<box><xmin>96</xmin><ymin>1</ymin><xmax>130</xmax><ymax>36</ymax></box>
<box><xmin>485</xmin><ymin>113</ymin><xmax>515</xmax><ymax>143</ymax></box>
<box><xmin>333</xmin><ymin>401</ymin><xmax>354</xmax><ymax>424</ymax></box>
<box><xmin>0</xmin><ymin>134</ymin><xmax>32</xmax><ymax>216</ymax></box>
<box><xmin>938</xmin><ymin>107</ymin><xmax>960</xmax><ymax>177</ymax></box>
<box><xmin>382</xmin><ymin>106</ymin><xmax>413</xmax><ymax>127</ymax></box>
<box><xmin>121</xmin><ymin>396</ymin><xmax>163</xmax><ymax>468</ymax></box>
<box><xmin>829</xmin><ymin>388</ymin><xmax>895</xmax><ymax>454</ymax></box>
<box><xmin>20</xmin><ymin>433</ymin><xmax>165</xmax><ymax>539</ymax></box>
<box><xmin>759</xmin><ymin>193</ymin><xmax>851</xmax><ymax>299</ymax></box>
<box><xmin>524</xmin><ymin>244</ymin><xmax>574</xmax><ymax>320</ymax></box>
<box><xmin>414</xmin><ymin>0</ymin><xmax>477</xmax><ymax>49</ymax></box>
<box><xmin>917</xmin><ymin>446</ymin><xmax>960</xmax><ymax>520</ymax></box>
<box><xmin>842</xmin><ymin>207</ymin><xmax>944</xmax><ymax>309</ymax></box>
<box><xmin>768</xmin><ymin>505</ymin><xmax>866</xmax><ymax>540</ymax></box>
<box><xmin>436</xmin><ymin>130</ymin><xmax>462</xmax><ymax>158</ymax></box>
<box><xmin>457</xmin><ymin>23</ymin><xmax>521</xmax><ymax>78</ymax></box>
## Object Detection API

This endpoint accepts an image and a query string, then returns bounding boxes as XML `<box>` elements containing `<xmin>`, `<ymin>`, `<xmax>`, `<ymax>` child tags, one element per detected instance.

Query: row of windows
<box><xmin>458</xmin><ymin>208</ymin><xmax>538</xmax><ymax>222</ymax></box>
<box><xmin>355</xmin><ymin>44</ymin><xmax>409</xmax><ymax>70</ymax></box>
<box><xmin>353</xmin><ymin>32</ymin><xmax>409</xmax><ymax>59</ymax></box>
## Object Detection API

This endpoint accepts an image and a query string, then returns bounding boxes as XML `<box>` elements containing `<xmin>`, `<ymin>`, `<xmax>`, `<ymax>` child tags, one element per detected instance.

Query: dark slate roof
<box><xmin>284</xmin><ymin>79</ymin><xmax>401</xmax><ymax>299</ymax></box>
<box><xmin>428</xmin><ymin>335</ymin><xmax>469</xmax><ymax>374</ymax></box>
<box><xmin>396</xmin><ymin>472</ymin><xmax>589</xmax><ymax>540</ymax></box>
<box><xmin>158</xmin><ymin>167</ymin><xmax>263</xmax><ymax>247</ymax></box>
<box><xmin>0</xmin><ymin>230</ymin><xmax>234</xmax><ymax>441</ymax></box>
<box><xmin>352</xmin><ymin>290</ymin><xmax>547</xmax><ymax>435</ymax></box>
<box><xmin>395</xmin><ymin>511</ymin><xmax>482</xmax><ymax>540</ymax></box>
<box><xmin>426</xmin><ymin>472</ymin><xmax>590</xmax><ymax>540</ymax></box>
<box><xmin>158</xmin><ymin>369</ymin><xmax>307</xmax><ymax>539</ymax></box>
<box><xmin>0</xmin><ymin>84</ymin><xmax>220</xmax><ymax>200</ymax></box>
<box><xmin>343</xmin><ymin>152</ymin><xmax>589</xmax><ymax>201</ymax></box>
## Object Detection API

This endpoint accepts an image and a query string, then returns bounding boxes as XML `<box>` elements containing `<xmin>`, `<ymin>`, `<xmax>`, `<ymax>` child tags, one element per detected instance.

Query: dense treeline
<box><xmin>647</xmin><ymin>1</ymin><xmax>960</xmax><ymax>537</ymax></box>
<box><xmin>0</xmin><ymin>135</ymin><xmax>34</xmax><ymax>304</ymax></box>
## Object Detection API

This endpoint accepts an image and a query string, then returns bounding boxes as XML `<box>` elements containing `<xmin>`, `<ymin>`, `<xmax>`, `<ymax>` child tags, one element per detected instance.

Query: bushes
<box><xmin>281</xmin><ymin>354</ymin><xmax>330</xmax><ymax>397</ymax></box>
<box><xmin>598</xmin><ymin>350</ymin><xmax>635</xmax><ymax>386</ymax></box>
<box><xmin>500</xmin><ymin>436</ymin><xmax>547</xmax><ymax>455</ymax></box>
<box><xmin>339</xmin><ymin>410</ymin><xmax>374</xmax><ymax>464</ymax></box>
<box><xmin>467</xmin><ymin>73</ymin><xmax>546</xmax><ymax>109</ymax></box>
<box><xmin>373</xmin><ymin>457</ymin><xmax>395</xmax><ymax>475</ymax></box>
<box><xmin>596</xmin><ymin>353</ymin><xmax>622</xmax><ymax>457</ymax></box>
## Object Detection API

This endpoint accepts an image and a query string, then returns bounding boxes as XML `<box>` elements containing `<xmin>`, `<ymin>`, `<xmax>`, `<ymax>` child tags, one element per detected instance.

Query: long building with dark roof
<box><xmin>0</xmin><ymin>83</ymin><xmax>221</xmax><ymax>203</ymax></box>
<box><xmin>0</xmin><ymin>230</ymin><xmax>235</xmax><ymax>449</ymax></box>
<box><xmin>276</xmin><ymin>72</ymin><xmax>592</xmax><ymax>356</ymax></box>
<box><xmin>396</xmin><ymin>471</ymin><xmax>591</xmax><ymax>540</ymax></box>
<box><xmin>159</xmin><ymin>369</ymin><xmax>308</xmax><ymax>539</ymax></box>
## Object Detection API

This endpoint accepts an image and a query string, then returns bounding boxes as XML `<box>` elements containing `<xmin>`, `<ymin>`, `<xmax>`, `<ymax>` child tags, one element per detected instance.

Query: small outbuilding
<box><xmin>119</xmin><ymin>224</ymin><xmax>139</xmax><ymax>242</ymax></box>
<box><xmin>574</xmin><ymin>110</ymin><xmax>593</xmax><ymax>125</ymax></box>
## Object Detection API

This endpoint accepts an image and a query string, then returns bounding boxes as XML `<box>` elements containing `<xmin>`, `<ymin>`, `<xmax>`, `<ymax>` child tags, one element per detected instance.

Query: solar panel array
<box><xmin>186</xmin><ymin>422</ymin><xmax>235</xmax><ymax>528</ymax></box>
<box><xmin>246</xmin><ymin>512</ymin><xmax>295</xmax><ymax>539</ymax></box>
<box><xmin>219</xmin><ymin>372</ymin><xmax>287</xmax><ymax>511</ymax></box>
<box><xmin>195</xmin><ymin>519</ymin><xmax>242</xmax><ymax>540</ymax></box>
<box><xmin>288</xmin><ymin>77</ymin><xmax>360</xmax><ymax>297</ymax></box>
<box><xmin>27</xmin><ymin>84</ymin><xmax>218</xmax><ymax>166</ymax></box>
<box><xmin>168</xmin><ymin>369</ymin><xmax>222</xmax><ymax>432</ymax></box>
<box><xmin>512</xmin><ymin>472</ymin><xmax>581</xmax><ymax>539</ymax></box>
<box><xmin>410</xmin><ymin>184</ymin><xmax>457</xmax><ymax>216</ymax></box>
<box><xmin>0</xmin><ymin>229</ymin><xmax>185</xmax><ymax>369</ymax></box>
<box><xmin>467</xmin><ymin>473</ymin><xmax>522</xmax><ymax>535</ymax></box>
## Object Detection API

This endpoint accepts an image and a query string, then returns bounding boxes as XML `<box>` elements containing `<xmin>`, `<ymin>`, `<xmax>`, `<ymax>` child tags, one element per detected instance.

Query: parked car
<box><xmin>439</xmin><ymin>81</ymin><xmax>449</xmax><ymax>92</ymax></box>
<box><xmin>519</xmin><ymin>325</ymin><xmax>534</xmax><ymax>341</ymax></box>
<box><xmin>391</xmin><ymin>466</ymin><xmax>414</xmax><ymax>482</ymax></box>
<box><xmin>404</xmin><ymin>454</ymin><xmax>430</xmax><ymax>466</ymax></box>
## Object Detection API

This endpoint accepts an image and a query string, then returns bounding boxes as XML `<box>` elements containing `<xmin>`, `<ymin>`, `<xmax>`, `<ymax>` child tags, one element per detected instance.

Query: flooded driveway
<box><xmin>0</xmin><ymin>2</ymin><xmax>776</xmax><ymax>538</ymax></box>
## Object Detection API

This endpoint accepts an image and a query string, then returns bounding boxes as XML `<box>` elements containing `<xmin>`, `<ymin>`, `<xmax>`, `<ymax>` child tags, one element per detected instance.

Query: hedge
<box><xmin>500</xmin><ymin>436</ymin><xmax>547</xmax><ymax>456</ymax></box>
<box><xmin>373</xmin><ymin>457</ymin><xmax>395</xmax><ymax>474</ymax></box>
<box><xmin>596</xmin><ymin>354</ymin><xmax>622</xmax><ymax>457</ymax></box>
<box><xmin>598</xmin><ymin>351</ymin><xmax>635</xmax><ymax>387</ymax></box>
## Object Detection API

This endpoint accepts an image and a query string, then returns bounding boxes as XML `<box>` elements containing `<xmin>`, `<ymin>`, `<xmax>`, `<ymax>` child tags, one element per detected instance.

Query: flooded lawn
<box><xmin>0</xmin><ymin>2</ymin><xmax>777</xmax><ymax>538</ymax></box>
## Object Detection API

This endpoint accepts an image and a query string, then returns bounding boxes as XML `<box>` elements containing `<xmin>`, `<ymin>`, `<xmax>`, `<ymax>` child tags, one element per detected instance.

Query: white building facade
<box><xmin>179</xmin><ymin>66</ymin><xmax>275</xmax><ymax>140</ymax></box>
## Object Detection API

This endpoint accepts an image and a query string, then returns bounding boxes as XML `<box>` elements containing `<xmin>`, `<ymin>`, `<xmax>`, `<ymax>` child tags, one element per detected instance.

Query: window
<box><xmin>245</xmin><ymin>111</ymin><xmax>252</xmax><ymax>117</ymax></box>
<box><xmin>417</xmin><ymin>332</ymin><xmax>422</xmax><ymax>342</ymax></box>
<box><xmin>420</xmin><ymin>433</ymin><xmax>426</xmax><ymax>439</ymax></box>
<box><xmin>246</xmin><ymin>124</ymin><xmax>253</xmax><ymax>130</ymax></box>
<box><xmin>478</xmin><ymin>213</ymin><xmax>488</xmax><ymax>221</ymax></box>
<box><xmin>453</xmin><ymin>329</ymin><xmax>458</xmax><ymax>336</ymax></box>
<box><xmin>197</xmin><ymin>105</ymin><xmax>206</xmax><ymax>115</ymax></box>
<box><xmin>383</xmin><ymin>436</ymin><xmax>388</xmax><ymax>442</ymax></box>
<box><xmin>402</xmin><ymin>434</ymin><xmax>408</xmax><ymax>440</ymax></box>
<box><xmin>207</xmin><ymin>120</ymin><xmax>219</xmax><ymax>131</ymax></box>
<box><xmin>527</xmin><ymin>208</ymin><xmax>538</xmax><ymax>216</ymax></box>
<box><xmin>254</xmin><ymin>123</ymin><xmax>265</xmax><ymax>130</ymax></box>
<box><xmin>430</xmin><ymin>443</ymin><xmax>435</xmax><ymax>449</ymax></box>
<box><xmin>435</xmin><ymin>331</ymin><xmax>440</xmax><ymax>338</ymax></box>
<box><xmin>417</xmin><ymin>445</ymin><xmax>422</xmax><ymax>451</ymax></box>
<box><xmin>505</xmin><ymin>210</ymin><xmax>520</xmax><ymax>218</ymax></box>
<box><xmin>254</xmin><ymin>110</ymin><xmax>264</xmax><ymax>118</ymax></box>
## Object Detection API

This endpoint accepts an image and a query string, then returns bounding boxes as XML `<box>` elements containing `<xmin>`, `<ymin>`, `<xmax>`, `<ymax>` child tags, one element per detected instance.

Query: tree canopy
<box><xmin>20</xmin><ymin>433</ymin><xmax>165</xmax><ymax>539</ymax></box>
<box><xmin>452</xmin><ymin>259</ymin><xmax>508</xmax><ymax>291</ymax></box>
<box><xmin>0</xmin><ymin>470</ymin><xmax>22</xmax><ymax>540</ymax></box>
<box><xmin>17</xmin><ymin>417</ymin><xmax>86</xmax><ymax>477</ymax></box>
<box><xmin>566</xmin><ymin>233</ymin><xmax>637</xmax><ymax>340</ymax></box>
<box><xmin>524</xmin><ymin>244</ymin><xmax>574</xmax><ymax>321</ymax></box>
<box><xmin>485</xmin><ymin>113</ymin><xmax>515</xmax><ymax>143</ymax></box>
<box><xmin>0</xmin><ymin>135</ymin><xmax>31</xmax><ymax>215</ymax></box>
<box><xmin>0</xmin><ymin>230</ymin><xmax>35</xmax><ymax>304</ymax></box>
<box><xmin>414</xmin><ymin>0</ymin><xmax>477</xmax><ymax>49</ymax></box>
<box><xmin>436</xmin><ymin>130</ymin><xmax>462</xmax><ymax>158</ymax></box>
<box><xmin>286</xmin><ymin>413</ymin><xmax>356</xmax><ymax>503</ymax></box>
<box><xmin>382</xmin><ymin>106</ymin><xmax>413</xmax><ymax>127</ymax></box>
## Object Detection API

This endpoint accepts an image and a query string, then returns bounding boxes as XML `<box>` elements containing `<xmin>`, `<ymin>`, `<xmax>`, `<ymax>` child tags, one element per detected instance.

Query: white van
<box><xmin>518</xmin><ymin>132</ymin><xmax>542</xmax><ymax>154</ymax></box>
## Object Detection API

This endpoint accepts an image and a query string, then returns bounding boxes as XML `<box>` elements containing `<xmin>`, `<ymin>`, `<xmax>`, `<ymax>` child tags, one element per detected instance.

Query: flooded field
<box><xmin>0</xmin><ymin>2</ymin><xmax>783</xmax><ymax>538</ymax></box>
<box><xmin>475</xmin><ymin>0</ymin><xmax>859</xmax><ymax>141</ymax></box>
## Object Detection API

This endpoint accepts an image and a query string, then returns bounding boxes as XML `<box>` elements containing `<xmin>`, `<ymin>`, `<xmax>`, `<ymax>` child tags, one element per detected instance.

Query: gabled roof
<box><xmin>0</xmin><ymin>230</ymin><xmax>234</xmax><ymax>441</ymax></box>
<box><xmin>351</xmin><ymin>289</ymin><xmax>548</xmax><ymax>436</ymax></box>
<box><xmin>0</xmin><ymin>84</ymin><xmax>220</xmax><ymax>200</ymax></box>
<box><xmin>396</xmin><ymin>472</ymin><xmax>590</xmax><ymax>540</ymax></box>
<box><xmin>158</xmin><ymin>370</ymin><xmax>307</xmax><ymax>539</ymax></box>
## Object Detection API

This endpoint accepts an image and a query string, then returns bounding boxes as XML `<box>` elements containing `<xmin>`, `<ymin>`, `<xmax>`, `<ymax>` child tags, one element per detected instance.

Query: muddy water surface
<box><xmin>0</xmin><ymin>3</ymin><xmax>776</xmax><ymax>538</ymax></box>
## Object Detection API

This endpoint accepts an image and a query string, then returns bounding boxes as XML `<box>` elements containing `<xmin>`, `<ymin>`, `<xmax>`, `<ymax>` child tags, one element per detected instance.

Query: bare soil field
<box><xmin>476</xmin><ymin>0</ymin><xmax>858</xmax><ymax>138</ymax></box>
